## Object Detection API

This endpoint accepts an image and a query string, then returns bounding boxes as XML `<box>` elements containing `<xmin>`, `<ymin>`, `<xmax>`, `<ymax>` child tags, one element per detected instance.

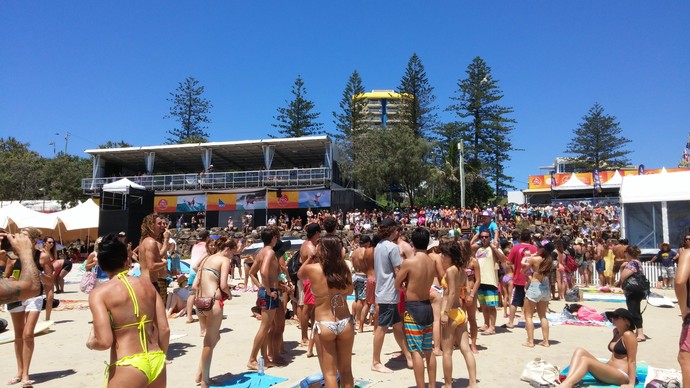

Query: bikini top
<box><xmin>200</xmin><ymin>266</ymin><xmax>221</xmax><ymax>278</ymax></box>
<box><xmin>111</xmin><ymin>271</ymin><xmax>153</xmax><ymax>354</ymax></box>
<box><xmin>608</xmin><ymin>331</ymin><xmax>627</xmax><ymax>356</ymax></box>
<box><xmin>465</xmin><ymin>267</ymin><xmax>475</xmax><ymax>277</ymax></box>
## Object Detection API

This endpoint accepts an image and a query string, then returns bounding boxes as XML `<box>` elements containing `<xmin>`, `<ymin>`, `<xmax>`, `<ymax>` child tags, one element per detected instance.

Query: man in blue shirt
<box><xmin>470</xmin><ymin>210</ymin><xmax>499</xmax><ymax>246</ymax></box>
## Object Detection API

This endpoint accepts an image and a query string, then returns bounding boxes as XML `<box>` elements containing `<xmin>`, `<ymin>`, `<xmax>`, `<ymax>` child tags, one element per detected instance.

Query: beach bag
<box><xmin>565</xmin><ymin>254</ymin><xmax>578</xmax><ymax>273</ymax></box>
<box><xmin>577</xmin><ymin>305</ymin><xmax>604</xmax><ymax>322</ymax></box>
<box><xmin>622</xmin><ymin>263</ymin><xmax>650</xmax><ymax>295</ymax></box>
<box><xmin>565</xmin><ymin>287</ymin><xmax>580</xmax><ymax>302</ymax></box>
<box><xmin>287</xmin><ymin>250</ymin><xmax>302</xmax><ymax>284</ymax></box>
<box><xmin>80</xmin><ymin>267</ymin><xmax>97</xmax><ymax>294</ymax></box>
<box><xmin>520</xmin><ymin>358</ymin><xmax>560</xmax><ymax>387</ymax></box>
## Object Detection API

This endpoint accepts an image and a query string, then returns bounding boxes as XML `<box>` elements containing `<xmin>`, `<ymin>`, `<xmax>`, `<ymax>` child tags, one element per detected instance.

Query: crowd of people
<box><xmin>1</xmin><ymin>201</ymin><xmax>688</xmax><ymax>387</ymax></box>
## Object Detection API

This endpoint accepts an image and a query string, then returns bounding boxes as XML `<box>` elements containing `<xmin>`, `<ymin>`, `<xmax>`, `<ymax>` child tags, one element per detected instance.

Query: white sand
<box><xmin>0</xmin><ymin>271</ymin><xmax>682</xmax><ymax>387</ymax></box>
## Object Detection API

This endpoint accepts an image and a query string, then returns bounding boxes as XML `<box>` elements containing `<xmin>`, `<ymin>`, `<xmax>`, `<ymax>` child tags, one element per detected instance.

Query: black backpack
<box><xmin>287</xmin><ymin>250</ymin><xmax>302</xmax><ymax>284</ymax></box>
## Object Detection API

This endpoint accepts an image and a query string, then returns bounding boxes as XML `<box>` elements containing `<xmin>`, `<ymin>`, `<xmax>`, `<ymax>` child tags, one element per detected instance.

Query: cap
<box><xmin>427</xmin><ymin>239</ymin><xmax>440</xmax><ymax>250</ymax></box>
<box><xmin>198</xmin><ymin>229</ymin><xmax>210</xmax><ymax>240</ymax></box>
<box><xmin>481</xmin><ymin>210</ymin><xmax>491</xmax><ymax>217</ymax></box>
<box><xmin>118</xmin><ymin>231</ymin><xmax>126</xmax><ymax>237</ymax></box>
<box><xmin>536</xmin><ymin>239</ymin><xmax>555</xmax><ymax>254</ymax></box>
<box><xmin>604</xmin><ymin>308</ymin><xmax>637</xmax><ymax>330</ymax></box>
<box><xmin>380</xmin><ymin>218</ymin><xmax>398</xmax><ymax>228</ymax></box>
<box><xmin>575</xmin><ymin>237</ymin><xmax>584</xmax><ymax>245</ymax></box>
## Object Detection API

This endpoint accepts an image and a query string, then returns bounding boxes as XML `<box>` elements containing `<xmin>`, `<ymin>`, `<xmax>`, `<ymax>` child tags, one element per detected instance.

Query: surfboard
<box><xmin>582</xmin><ymin>293</ymin><xmax>627</xmax><ymax>302</ymax></box>
<box><xmin>648</xmin><ymin>292</ymin><xmax>675</xmax><ymax>308</ymax></box>
<box><xmin>0</xmin><ymin>320</ymin><xmax>54</xmax><ymax>345</ymax></box>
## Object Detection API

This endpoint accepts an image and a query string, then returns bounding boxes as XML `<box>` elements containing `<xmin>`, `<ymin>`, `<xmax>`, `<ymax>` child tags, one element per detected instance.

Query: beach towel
<box><xmin>560</xmin><ymin>360</ymin><xmax>647</xmax><ymax>387</ymax></box>
<box><xmin>644</xmin><ymin>367</ymin><xmax>682</xmax><ymax>387</ymax></box>
<box><xmin>217</xmin><ymin>372</ymin><xmax>287</xmax><ymax>387</ymax></box>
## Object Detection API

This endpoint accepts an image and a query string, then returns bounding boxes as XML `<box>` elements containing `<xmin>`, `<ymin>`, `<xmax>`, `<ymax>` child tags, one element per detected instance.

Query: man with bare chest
<box><xmin>350</xmin><ymin>235</ymin><xmax>371</xmax><ymax>333</ymax></box>
<box><xmin>140</xmin><ymin>213</ymin><xmax>169</xmax><ymax>303</ymax></box>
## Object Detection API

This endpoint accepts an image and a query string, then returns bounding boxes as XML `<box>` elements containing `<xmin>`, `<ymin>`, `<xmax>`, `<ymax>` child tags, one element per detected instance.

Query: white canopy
<box><xmin>0</xmin><ymin>203</ymin><xmax>57</xmax><ymax>230</ymax></box>
<box><xmin>554</xmin><ymin>173</ymin><xmax>592</xmax><ymax>190</ymax></box>
<box><xmin>56</xmin><ymin>199</ymin><xmax>99</xmax><ymax>230</ymax></box>
<box><xmin>0</xmin><ymin>200</ymin><xmax>99</xmax><ymax>242</ymax></box>
<box><xmin>620</xmin><ymin>170</ymin><xmax>690</xmax><ymax>203</ymax></box>
<box><xmin>102</xmin><ymin>178</ymin><xmax>146</xmax><ymax>193</ymax></box>
<box><xmin>602</xmin><ymin>170</ymin><xmax>623</xmax><ymax>188</ymax></box>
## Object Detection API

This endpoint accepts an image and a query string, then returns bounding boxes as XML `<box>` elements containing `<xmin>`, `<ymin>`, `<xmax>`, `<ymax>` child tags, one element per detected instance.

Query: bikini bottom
<box><xmin>314</xmin><ymin>316</ymin><xmax>354</xmax><ymax>336</ymax></box>
<box><xmin>106</xmin><ymin>350</ymin><xmax>166</xmax><ymax>386</ymax></box>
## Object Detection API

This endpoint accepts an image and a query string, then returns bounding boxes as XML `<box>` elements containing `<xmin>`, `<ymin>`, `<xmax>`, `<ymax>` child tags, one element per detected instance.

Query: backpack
<box><xmin>564</xmin><ymin>253</ymin><xmax>578</xmax><ymax>273</ymax></box>
<box><xmin>287</xmin><ymin>250</ymin><xmax>302</xmax><ymax>284</ymax></box>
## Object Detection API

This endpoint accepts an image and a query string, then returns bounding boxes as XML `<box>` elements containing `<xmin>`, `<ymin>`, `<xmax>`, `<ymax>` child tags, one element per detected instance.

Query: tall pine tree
<box><xmin>333</xmin><ymin>70</ymin><xmax>367</xmax><ymax>140</ymax></box>
<box><xmin>165</xmin><ymin>77</ymin><xmax>213</xmax><ymax>144</ymax></box>
<box><xmin>272</xmin><ymin>75</ymin><xmax>323</xmax><ymax>137</ymax></box>
<box><xmin>447</xmin><ymin>56</ymin><xmax>516</xmax><ymax>196</ymax></box>
<box><xmin>397</xmin><ymin>53</ymin><xmax>438</xmax><ymax>138</ymax></box>
<box><xmin>565</xmin><ymin>103</ymin><xmax>631</xmax><ymax>170</ymax></box>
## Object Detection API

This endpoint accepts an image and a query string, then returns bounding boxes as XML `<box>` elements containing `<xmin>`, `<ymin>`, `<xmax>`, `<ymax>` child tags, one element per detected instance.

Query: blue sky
<box><xmin>1</xmin><ymin>2</ymin><xmax>689</xmax><ymax>188</ymax></box>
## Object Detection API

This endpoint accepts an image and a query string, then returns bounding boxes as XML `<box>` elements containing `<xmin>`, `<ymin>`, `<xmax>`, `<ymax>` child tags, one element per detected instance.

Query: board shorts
<box><xmin>8</xmin><ymin>296</ymin><xmax>43</xmax><ymax>313</ymax></box>
<box><xmin>258</xmin><ymin>287</ymin><xmax>280</xmax><ymax>310</ymax></box>
<box><xmin>662</xmin><ymin>266</ymin><xmax>676</xmax><ymax>279</ymax></box>
<box><xmin>353</xmin><ymin>274</ymin><xmax>367</xmax><ymax>301</ymax></box>
<box><xmin>378</xmin><ymin>303</ymin><xmax>401</xmax><ymax>327</ymax></box>
<box><xmin>511</xmin><ymin>285</ymin><xmax>526</xmax><ymax>307</ymax></box>
<box><xmin>303</xmin><ymin>279</ymin><xmax>315</xmax><ymax>305</ymax></box>
<box><xmin>403</xmin><ymin>300</ymin><xmax>433</xmax><ymax>353</ymax></box>
<box><xmin>365</xmin><ymin>278</ymin><xmax>376</xmax><ymax>305</ymax></box>
<box><xmin>477</xmin><ymin>284</ymin><xmax>499</xmax><ymax>307</ymax></box>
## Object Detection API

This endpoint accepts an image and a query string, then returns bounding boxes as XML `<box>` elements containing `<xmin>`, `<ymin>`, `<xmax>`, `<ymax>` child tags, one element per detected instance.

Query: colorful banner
<box><xmin>176</xmin><ymin>195</ymin><xmax>206</xmax><ymax>212</ymax></box>
<box><xmin>154</xmin><ymin>195</ymin><xmax>177</xmax><ymax>213</ymax></box>
<box><xmin>236</xmin><ymin>191</ymin><xmax>267</xmax><ymax>210</ymax></box>
<box><xmin>207</xmin><ymin>193</ymin><xmax>237</xmax><ymax>211</ymax></box>
<box><xmin>268</xmin><ymin>191</ymin><xmax>299</xmax><ymax>209</ymax></box>
<box><xmin>298</xmin><ymin>190</ymin><xmax>331</xmax><ymax>208</ymax></box>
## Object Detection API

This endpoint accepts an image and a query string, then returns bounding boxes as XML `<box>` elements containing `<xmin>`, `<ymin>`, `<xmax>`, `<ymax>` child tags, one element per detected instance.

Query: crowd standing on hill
<box><xmin>1</xmin><ymin>202</ymin><xmax>688</xmax><ymax>387</ymax></box>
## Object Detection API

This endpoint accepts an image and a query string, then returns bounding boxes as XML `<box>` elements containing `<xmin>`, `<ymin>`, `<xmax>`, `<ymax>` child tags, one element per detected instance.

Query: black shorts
<box><xmin>378</xmin><ymin>303</ymin><xmax>401</xmax><ymax>327</ymax></box>
<box><xmin>511</xmin><ymin>285</ymin><xmax>525</xmax><ymax>307</ymax></box>
<box><xmin>231</xmin><ymin>255</ymin><xmax>241</xmax><ymax>267</ymax></box>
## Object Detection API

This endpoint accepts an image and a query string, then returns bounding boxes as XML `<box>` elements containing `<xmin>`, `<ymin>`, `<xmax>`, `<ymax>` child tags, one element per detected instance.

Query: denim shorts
<box><xmin>525</xmin><ymin>282</ymin><xmax>550</xmax><ymax>303</ymax></box>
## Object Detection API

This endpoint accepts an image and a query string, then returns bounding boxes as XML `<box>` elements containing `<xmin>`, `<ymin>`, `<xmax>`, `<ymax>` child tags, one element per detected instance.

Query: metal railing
<box><xmin>82</xmin><ymin>167</ymin><xmax>331</xmax><ymax>194</ymax></box>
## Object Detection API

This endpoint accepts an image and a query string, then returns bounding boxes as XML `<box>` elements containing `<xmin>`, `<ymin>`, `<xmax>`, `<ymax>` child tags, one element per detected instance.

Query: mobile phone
<box><xmin>0</xmin><ymin>231</ymin><xmax>12</xmax><ymax>252</ymax></box>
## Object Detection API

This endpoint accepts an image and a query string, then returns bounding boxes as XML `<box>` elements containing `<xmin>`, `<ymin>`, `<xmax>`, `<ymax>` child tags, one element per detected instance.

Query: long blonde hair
<box><xmin>141</xmin><ymin>213</ymin><xmax>161</xmax><ymax>242</ymax></box>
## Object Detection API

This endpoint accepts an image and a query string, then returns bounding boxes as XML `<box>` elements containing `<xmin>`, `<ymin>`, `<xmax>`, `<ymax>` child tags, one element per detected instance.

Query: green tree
<box><xmin>99</xmin><ymin>140</ymin><xmax>132</xmax><ymax>149</ymax></box>
<box><xmin>165</xmin><ymin>76</ymin><xmax>213</xmax><ymax>144</ymax></box>
<box><xmin>398</xmin><ymin>53</ymin><xmax>438</xmax><ymax>138</ymax></box>
<box><xmin>333</xmin><ymin>70</ymin><xmax>368</xmax><ymax>140</ymax></box>
<box><xmin>0</xmin><ymin>137</ymin><xmax>45</xmax><ymax>201</ymax></box>
<box><xmin>352</xmin><ymin>125</ymin><xmax>431</xmax><ymax>207</ymax></box>
<box><xmin>565</xmin><ymin>103</ymin><xmax>631</xmax><ymax>170</ymax></box>
<box><xmin>447</xmin><ymin>56</ymin><xmax>516</xmax><ymax>195</ymax></box>
<box><xmin>272</xmin><ymin>75</ymin><xmax>323</xmax><ymax>137</ymax></box>
<box><xmin>42</xmin><ymin>153</ymin><xmax>90</xmax><ymax>207</ymax></box>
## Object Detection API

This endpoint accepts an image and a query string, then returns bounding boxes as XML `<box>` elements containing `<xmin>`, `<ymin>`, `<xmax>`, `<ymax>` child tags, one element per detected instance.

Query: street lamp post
<box><xmin>38</xmin><ymin>188</ymin><xmax>46</xmax><ymax>212</ymax></box>
<box><xmin>458</xmin><ymin>142</ymin><xmax>465</xmax><ymax>209</ymax></box>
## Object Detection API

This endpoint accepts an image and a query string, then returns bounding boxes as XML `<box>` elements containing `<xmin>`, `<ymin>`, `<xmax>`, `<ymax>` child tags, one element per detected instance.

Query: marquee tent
<box><xmin>102</xmin><ymin>178</ymin><xmax>146</xmax><ymax>193</ymax></box>
<box><xmin>0</xmin><ymin>200</ymin><xmax>99</xmax><ymax>243</ymax></box>
<box><xmin>554</xmin><ymin>172</ymin><xmax>592</xmax><ymax>190</ymax></box>
<box><xmin>620</xmin><ymin>170</ymin><xmax>690</xmax><ymax>252</ymax></box>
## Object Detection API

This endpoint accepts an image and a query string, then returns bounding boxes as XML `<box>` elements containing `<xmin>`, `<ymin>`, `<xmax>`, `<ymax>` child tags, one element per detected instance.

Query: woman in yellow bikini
<box><xmin>439</xmin><ymin>239</ymin><xmax>477</xmax><ymax>388</ymax></box>
<box><xmin>86</xmin><ymin>234</ymin><xmax>170</xmax><ymax>388</ymax></box>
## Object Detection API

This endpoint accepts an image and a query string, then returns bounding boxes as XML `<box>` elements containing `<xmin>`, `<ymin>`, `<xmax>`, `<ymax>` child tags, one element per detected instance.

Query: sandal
<box><xmin>7</xmin><ymin>377</ymin><xmax>21</xmax><ymax>385</ymax></box>
<box><xmin>21</xmin><ymin>380</ymin><xmax>34</xmax><ymax>388</ymax></box>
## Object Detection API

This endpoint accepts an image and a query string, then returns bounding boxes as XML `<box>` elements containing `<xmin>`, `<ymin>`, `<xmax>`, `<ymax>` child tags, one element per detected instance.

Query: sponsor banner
<box><xmin>236</xmin><ymin>191</ymin><xmax>267</xmax><ymax>210</ymax></box>
<box><xmin>207</xmin><ymin>193</ymin><xmax>237</xmax><ymax>211</ymax></box>
<box><xmin>298</xmin><ymin>190</ymin><xmax>331</xmax><ymax>208</ymax></box>
<box><xmin>155</xmin><ymin>196</ymin><xmax>177</xmax><ymax>213</ymax></box>
<box><xmin>176</xmin><ymin>195</ymin><xmax>206</xmax><ymax>212</ymax></box>
<box><xmin>268</xmin><ymin>191</ymin><xmax>299</xmax><ymax>209</ymax></box>
<box><xmin>593</xmin><ymin>168</ymin><xmax>602</xmax><ymax>193</ymax></box>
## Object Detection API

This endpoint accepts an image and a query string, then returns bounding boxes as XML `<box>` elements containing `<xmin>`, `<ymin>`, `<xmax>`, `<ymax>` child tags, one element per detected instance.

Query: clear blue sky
<box><xmin>2</xmin><ymin>2</ymin><xmax>689</xmax><ymax>188</ymax></box>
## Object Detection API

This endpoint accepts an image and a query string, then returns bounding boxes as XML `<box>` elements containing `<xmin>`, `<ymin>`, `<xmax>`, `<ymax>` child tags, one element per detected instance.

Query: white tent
<box><xmin>102</xmin><ymin>178</ymin><xmax>146</xmax><ymax>193</ymax></box>
<box><xmin>620</xmin><ymin>170</ymin><xmax>690</xmax><ymax>252</ymax></box>
<box><xmin>0</xmin><ymin>202</ymin><xmax>57</xmax><ymax>231</ymax></box>
<box><xmin>56</xmin><ymin>199</ymin><xmax>99</xmax><ymax>231</ymax></box>
<box><xmin>602</xmin><ymin>170</ymin><xmax>623</xmax><ymax>188</ymax></box>
<box><xmin>554</xmin><ymin>173</ymin><xmax>592</xmax><ymax>190</ymax></box>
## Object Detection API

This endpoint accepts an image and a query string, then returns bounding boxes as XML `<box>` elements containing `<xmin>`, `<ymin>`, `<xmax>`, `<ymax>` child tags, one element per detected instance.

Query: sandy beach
<box><xmin>0</xmin><ymin>269</ymin><xmax>682</xmax><ymax>387</ymax></box>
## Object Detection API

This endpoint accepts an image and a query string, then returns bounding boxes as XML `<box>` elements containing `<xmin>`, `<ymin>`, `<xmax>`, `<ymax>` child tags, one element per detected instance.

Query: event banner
<box><xmin>298</xmin><ymin>190</ymin><xmax>331</xmax><ymax>208</ymax></box>
<box><xmin>177</xmin><ymin>195</ymin><xmax>206</xmax><ymax>212</ymax></box>
<box><xmin>236</xmin><ymin>191</ymin><xmax>267</xmax><ymax>210</ymax></box>
<box><xmin>268</xmin><ymin>191</ymin><xmax>299</xmax><ymax>209</ymax></box>
<box><xmin>207</xmin><ymin>193</ymin><xmax>237</xmax><ymax>211</ymax></box>
<box><xmin>154</xmin><ymin>196</ymin><xmax>178</xmax><ymax>213</ymax></box>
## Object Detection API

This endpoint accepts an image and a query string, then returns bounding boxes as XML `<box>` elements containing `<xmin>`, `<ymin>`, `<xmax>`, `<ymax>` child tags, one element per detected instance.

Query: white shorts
<box><xmin>8</xmin><ymin>296</ymin><xmax>43</xmax><ymax>313</ymax></box>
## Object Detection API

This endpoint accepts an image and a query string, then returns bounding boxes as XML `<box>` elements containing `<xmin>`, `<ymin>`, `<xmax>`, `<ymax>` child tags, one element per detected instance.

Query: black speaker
<box><xmin>98</xmin><ymin>188</ymin><xmax>154</xmax><ymax>248</ymax></box>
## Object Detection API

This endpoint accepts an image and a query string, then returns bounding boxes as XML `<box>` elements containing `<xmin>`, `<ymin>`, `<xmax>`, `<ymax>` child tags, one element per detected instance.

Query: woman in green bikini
<box><xmin>86</xmin><ymin>234</ymin><xmax>170</xmax><ymax>388</ymax></box>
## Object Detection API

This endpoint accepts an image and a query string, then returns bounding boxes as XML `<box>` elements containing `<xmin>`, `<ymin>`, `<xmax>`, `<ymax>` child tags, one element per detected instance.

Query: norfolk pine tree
<box><xmin>165</xmin><ymin>77</ymin><xmax>213</xmax><ymax>144</ymax></box>
<box><xmin>397</xmin><ymin>53</ymin><xmax>438</xmax><ymax>138</ymax></box>
<box><xmin>272</xmin><ymin>75</ymin><xmax>323</xmax><ymax>138</ymax></box>
<box><xmin>565</xmin><ymin>103</ymin><xmax>631</xmax><ymax>170</ymax></box>
<box><xmin>447</xmin><ymin>56</ymin><xmax>516</xmax><ymax>196</ymax></box>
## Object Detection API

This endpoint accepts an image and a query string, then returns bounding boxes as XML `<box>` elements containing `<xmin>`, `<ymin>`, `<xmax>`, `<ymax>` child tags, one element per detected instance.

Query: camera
<box><xmin>0</xmin><ymin>229</ymin><xmax>12</xmax><ymax>252</ymax></box>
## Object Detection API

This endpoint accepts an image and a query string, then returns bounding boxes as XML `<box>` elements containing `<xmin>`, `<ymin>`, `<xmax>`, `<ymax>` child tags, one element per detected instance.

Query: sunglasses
<box><xmin>480</xmin><ymin>236</ymin><xmax>491</xmax><ymax>239</ymax></box>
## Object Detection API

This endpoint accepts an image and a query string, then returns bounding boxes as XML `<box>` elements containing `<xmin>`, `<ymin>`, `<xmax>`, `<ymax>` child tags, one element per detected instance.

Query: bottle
<box><xmin>258</xmin><ymin>356</ymin><xmax>265</xmax><ymax>375</ymax></box>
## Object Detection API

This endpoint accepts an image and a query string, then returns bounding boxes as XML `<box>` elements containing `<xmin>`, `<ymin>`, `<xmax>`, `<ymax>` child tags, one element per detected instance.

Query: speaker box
<box><xmin>98</xmin><ymin>188</ymin><xmax>154</xmax><ymax>248</ymax></box>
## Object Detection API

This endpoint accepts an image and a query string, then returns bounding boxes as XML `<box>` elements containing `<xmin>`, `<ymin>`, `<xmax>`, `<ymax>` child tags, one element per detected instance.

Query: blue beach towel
<box><xmin>217</xmin><ymin>372</ymin><xmax>287</xmax><ymax>388</ymax></box>
<box><xmin>560</xmin><ymin>361</ymin><xmax>647</xmax><ymax>387</ymax></box>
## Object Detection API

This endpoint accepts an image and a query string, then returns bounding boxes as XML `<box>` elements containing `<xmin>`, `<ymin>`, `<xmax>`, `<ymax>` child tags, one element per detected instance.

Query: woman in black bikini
<box><xmin>192</xmin><ymin>236</ymin><xmax>234</xmax><ymax>388</ymax></box>
<box><xmin>560</xmin><ymin>307</ymin><xmax>638</xmax><ymax>388</ymax></box>
<box><xmin>297</xmin><ymin>234</ymin><xmax>354</xmax><ymax>388</ymax></box>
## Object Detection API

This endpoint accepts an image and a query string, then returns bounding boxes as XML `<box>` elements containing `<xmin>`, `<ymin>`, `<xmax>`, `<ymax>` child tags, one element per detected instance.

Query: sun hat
<box><xmin>575</xmin><ymin>237</ymin><xmax>584</xmax><ymax>245</ymax></box>
<box><xmin>604</xmin><ymin>308</ymin><xmax>637</xmax><ymax>330</ymax></box>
